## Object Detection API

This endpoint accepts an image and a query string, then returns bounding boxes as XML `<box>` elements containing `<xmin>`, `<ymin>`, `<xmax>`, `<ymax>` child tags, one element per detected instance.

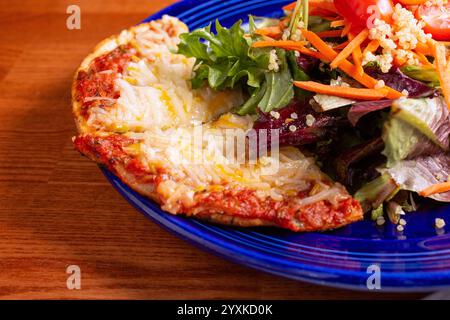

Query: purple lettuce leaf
<box><xmin>335</xmin><ymin>137</ymin><xmax>385</xmax><ymax>188</ymax></box>
<box><xmin>296</xmin><ymin>53</ymin><xmax>319</xmax><ymax>74</ymax></box>
<box><xmin>347</xmin><ymin>100</ymin><xmax>393</xmax><ymax>126</ymax></box>
<box><xmin>365</xmin><ymin>66</ymin><xmax>437</xmax><ymax>98</ymax></box>
<box><xmin>253</xmin><ymin>100</ymin><xmax>346</xmax><ymax>147</ymax></box>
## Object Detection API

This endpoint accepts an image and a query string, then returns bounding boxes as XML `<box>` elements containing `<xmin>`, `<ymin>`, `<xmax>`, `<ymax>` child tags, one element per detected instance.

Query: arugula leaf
<box><xmin>178</xmin><ymin>19</ymin><xmax>295</xmax><ymax>115</ymax></box>
<box><xmin>286</xmin><ymin>51</ymin><xmax>310</xmax><ymax>99</ymax></box>
<box><xmin>258</xmin><ymin>50</ymin><xmax>294</xmax><ymax>112</ymax></box>
<box><xmin>236</xmin><ymin>82</ymin><xmax>267</xmax><ymax>116</ymax></box>
<box><xmin>178</xmin><ymin>19</ymin><xmax>269</xmax><ymax>91</ymax></box>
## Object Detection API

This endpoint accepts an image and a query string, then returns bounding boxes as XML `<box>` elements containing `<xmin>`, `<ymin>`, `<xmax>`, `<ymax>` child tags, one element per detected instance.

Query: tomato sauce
<box><xmin>75</xmin><ymin>45</ymin><xmax>136</xmax><ymax>118</ymax></box>
<box><xmin>191</xmin><ymin>188</ymin><xmax>362</xmax><ymax>231</ymax></box>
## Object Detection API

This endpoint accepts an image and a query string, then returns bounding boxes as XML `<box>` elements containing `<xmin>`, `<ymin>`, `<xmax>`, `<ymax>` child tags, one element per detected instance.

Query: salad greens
<box><xmin>178</xmin><ymin>20</ymin><xmax>268</xmax><ymax>91</ymax></box>
<box><xmin>178</xmin><ymin>19</ymin><xmax>295</xmax><ymax>114</ymax></box>
<box><xmin>381</xmin><ymin>153</ymin><xmax>450</xmax><ymax>203</ymax></box>
<box><xmin>382</xmin><ymin>97</ymin><xmax>449</xmax><ymax>167</ymax></box>
<box><xmin>288</xmin><ymin>0</ymin><xmax>309</xmax><ymax>35</ymax></box>
<box><xmin>354</xmin><ymin>173</ymin><xmax>399</xmax><ymax>212</ymax></box>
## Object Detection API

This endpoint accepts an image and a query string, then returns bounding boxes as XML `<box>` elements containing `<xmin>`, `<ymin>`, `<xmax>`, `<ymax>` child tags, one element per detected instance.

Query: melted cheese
<box><xmin>85</xmin><ymin>16</ymin><xmax>243</xmax><ymax>132</ymax></box>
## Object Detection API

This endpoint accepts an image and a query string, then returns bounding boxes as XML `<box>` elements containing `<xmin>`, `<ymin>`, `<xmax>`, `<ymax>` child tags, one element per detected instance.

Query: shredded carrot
<box><xmin>285</xmin><ymin>0</ymin><xmax>339</xmax><ymax>16</ymax></box>
<box><xmin>439</xmin><ymin>41</ymin><xmax>450</xmax><ymax>47</ymax></box>
<box><xmin>415</xmin><ymin>41</ymin><xmax>431</xmax><ymax>55</ymax></box>
<box><xmin>282</xmin><ymin>2</ymin><xmax>297</xmax><ymax>11</ymax></box>
<box><xmin>414</xmin><ymin>51</ymin><xmax>433</xmax><ymax>67</ymax></box>
<box><xmin>251</xmin><ymin>40</ymin><xmax>325</xmax><ymax>59</ymax></box>
<box><xmin>394</xmin><ymin>56</ymin><xmax>407</xmax><ymax>67</ymax></box>
<box><xmin>330</xmin><ymin>29</ymin><xmax>369</xmax><ymax>69</ymax></box>
<box><xmin>301</xmin><ymin>29</ymin><xmax>403</xmax><ymax>99</ymax></box>
<box><xmin>255</xmin><ymin>26</ymin><xmax>282</xmax><ymax>39</ymax></box>
<box><xmin>293</xmin><ymin>81</ymin><xmax>389</xmax><ymax>100</ymax></box>
<box><xmin>353</xmin><ymin>45</ymin><xmax>364</xmax><ymax>76</ymax></box>
<box><xmin>347</xmin><ymin>32</ymin><xmax>364</xmax><ymax>76</ymax></box>
<box><xmin>330</xmin><ymin>20</ymin><xmax>345</xmax><ymax>28</ymax></box>
<box><xmin>279</xmin><ymin>17</ymin><xmax>290</xmax><ymax>29</ymax></box>
<box><xmin>297</xmin><ymin>47</ymin><xmax>327</xmax><ymax>59</ymax></box>
<box><xmin>333</xmin><ymin>41</ymin><xmax>349</xmax><ymax>50</ymax></box>
<box><xmin>419</xmin><ymin>182</ymin><xmax>450</xmax><ymax>197</ymax></box>
<box><xmin>397</xmin><ymin>0</ymin><xmax>427</xmax><ymax>5</ymax></box>
<box><xmin>251</xmin><ymin>40</ymin><xmax>308</xmax><ymax>49</ymax></box>
<box><xmin>341</xmin><ymin>23</ymin><xmax>352</xmax><ymax>37</ymax></box>
<box><xmin>309</xmin><ymin>0</ymin><xmax>338</xmax><ymax>14</ymax></box>
<box><xmin>362</xmin><ymin>39</ymin><xmax>380</xmax><ymax>56</ymax></box>
<box><xmin>315</xmin><ymin>30</ymin><xmax>343</xmax><ymax>38</ymax></box>
<box><xmin>430</xmin><ymin>40</ymin><xmax>450</xmax><ymax>109</ymax></box>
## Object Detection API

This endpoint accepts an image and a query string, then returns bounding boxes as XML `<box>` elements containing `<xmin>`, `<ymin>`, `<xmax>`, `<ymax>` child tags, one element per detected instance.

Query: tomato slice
<box><xmin>417</xmin><ymin>3</ymin><xmax>450</xmax><ymax>41</ymax></box>
<box><xmin>334</xmin><ymin>0</ymin><xmax>394</xmax><ymax>29</ymax></box>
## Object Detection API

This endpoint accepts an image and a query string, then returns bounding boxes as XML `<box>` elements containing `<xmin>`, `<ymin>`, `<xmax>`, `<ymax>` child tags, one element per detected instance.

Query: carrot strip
<box><xmin>397</xmin><ymin>0</ymin><xmax>427</xmax><ymax>5</ymax></box>
<box><xmin>330</xmin><ymin>29</ymin><xmax>369</xmax><ymax>69</ymax></box>
<box><xmin>296</xmin><ymin>47</ymin><xmax>326</xmax><ymax>59</ymax></box>
<box><xmin>353</xmin><ymin>45</ymin><xmax>364</xmax><ymax>76</ymax></box>
<box><xmin>415</xmin><ymin>41</ymin><xmax>431</xmax><ymax>55</ymax></box>
<box><xmin>414</xmin><ymin>51</ymin><xmax>433</xmax><ymax>67</ymax></box>
<box><xmin>255</xmin><ymin>26</ymin><xmax>282</xmax><ymax>39</ymax></box>
<box><xmin>251</xmin><ymin>40</ymin><xmax>325</xmax><ymax>59</ymax></box>
<box><xmin>330</xmin><ymin>19</ymin><xmax>345</xmax><ymax>28</ymax></box>
<box><xmin>316</xmin><ymin>30</ymin><xmax>343</xmax><ymax>38</ymax></box>
<box><xmin>309</xmin><ymin>0</ymin><xmax>338</xmax><ymax>14</ymax></box>
<box><xmin>282</xmin><ymin>2</ymin><xmax>296</xmax><ymax>11</ymax></box>
<box><xmin>419</xmin><ymin>182</ymin><xmax>450</xmax><ymax>197</ymax></box>
<box><xmin>301</xmin><ymin>29</ymin><xmax>403</xmax><ymax>99</ymax></box>
<box><xmin>285</xmin><ymin>0</ymin><xmax>339</xmax><ymax>16</ymax></box>
<box><xmin>341</xmin><ymin>23</ymin><xmax>352</xmax><ymax>37</ymax></box>
<box><xmin>430</xmin><ymin>40</ymin><xmax>450</xmax><ymax>109</ymax></box>
<box><xmin>251</xmin><ymin>40</ymin><xmax>308</xmax><ymax>48</ymax></box>
<box><xmin>394</xmin><ymin>56</ymin><xmax>407</xmax><ymax>67</ymax></box>
<box><xmin>279</xmin><ymin>17</ymin><xmax>290</xmax><ymax>29</ymax></box>
<box><xmin>293</xmin><ymin>81</ymin><xmax>389</xmax><ymax>100</ymax></box>
<box><xmin>333</xmin><ymin>41</ymin><xmax>349</xmax><ymax>50</ymax></box>
<box><xmin>362</xmin><ymin>39</ymin><xmax>380</xmax><ymax>56</ymax></box>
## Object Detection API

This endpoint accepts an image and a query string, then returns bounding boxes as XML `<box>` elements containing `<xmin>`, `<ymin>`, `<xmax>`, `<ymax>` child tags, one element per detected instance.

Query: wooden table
<box><xmin>0</xmin><ymin>0</ymin><xmax>426</xmax><ymax>299</ymax></box>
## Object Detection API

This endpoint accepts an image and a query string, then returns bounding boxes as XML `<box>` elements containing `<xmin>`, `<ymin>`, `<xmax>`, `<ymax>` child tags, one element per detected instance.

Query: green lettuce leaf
<box><xmin>354</xmin><ymin>174</ymin><xmax>399</xmax><ymax>212</ymax></box>
<box><xmin>379</xmin><ymin>97</ymin><xmax>450</xmax><ymax>202</ymax></box>
<box><xmin>400</xmin><ymin>65</ymin><xmax>440</xmax><ymax>88</ymax></box>
<box><xmin>382</xmin><ymin>97</ymin><xmax>449</xmax><ymax>167</ymax></box>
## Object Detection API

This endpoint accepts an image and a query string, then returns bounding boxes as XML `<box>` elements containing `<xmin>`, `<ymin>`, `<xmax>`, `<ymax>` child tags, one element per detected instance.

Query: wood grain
<box><xmin>0</xmin><ymin>0</ymin><xmax>426</xmax><ymax>299</ymax></box>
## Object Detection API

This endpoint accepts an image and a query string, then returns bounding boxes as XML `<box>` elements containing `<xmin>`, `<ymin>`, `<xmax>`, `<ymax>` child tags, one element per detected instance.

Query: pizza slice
<box><xmin>72</xmin><ymin>15</ymin><xmax>363</xmax><ymax>231</ymax></box>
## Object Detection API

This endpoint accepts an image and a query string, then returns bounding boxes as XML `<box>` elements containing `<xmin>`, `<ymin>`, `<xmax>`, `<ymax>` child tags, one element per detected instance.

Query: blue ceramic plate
<box><xmin>102</xmin><ymin>0</ymin><xmax>450</xmax><ymax>292</ymax></box>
